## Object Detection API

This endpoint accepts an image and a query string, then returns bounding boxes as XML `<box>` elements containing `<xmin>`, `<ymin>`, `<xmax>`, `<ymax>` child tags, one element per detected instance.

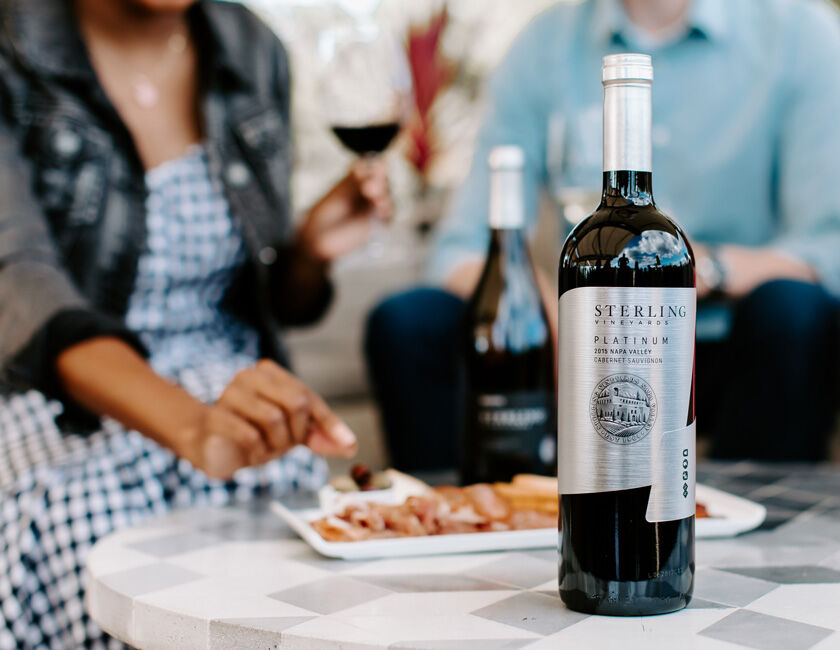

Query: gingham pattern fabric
<box><xmin>0</xmin><ymin>145</ymin><xmax>327</xmax><ymax>650</ymax></box>
<box><xmin>125</xmin><ymin>146</ymin><xmax>261</xmax><ymax>379</ymax></box>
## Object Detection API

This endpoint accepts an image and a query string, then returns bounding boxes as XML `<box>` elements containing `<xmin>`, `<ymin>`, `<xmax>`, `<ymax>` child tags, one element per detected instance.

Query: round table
<box><xmin>86</xmin><ymin>462</ymin><xmax>840</xmax><ymax>649</ymax></box>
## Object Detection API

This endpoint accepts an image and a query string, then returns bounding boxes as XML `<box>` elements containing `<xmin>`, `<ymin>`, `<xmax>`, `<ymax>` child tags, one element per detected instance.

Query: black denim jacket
<box><xmin>0</xmin><ymin>0</ymin><xmax>331</xmax><ymax>419</ymax></box>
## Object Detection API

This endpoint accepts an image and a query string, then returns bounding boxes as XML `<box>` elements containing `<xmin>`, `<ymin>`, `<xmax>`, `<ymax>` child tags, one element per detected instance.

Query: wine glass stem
<box><xmin>361</xmin><ymin>152</ymin><xmax>387</xmax><ymax>259</ymax></box>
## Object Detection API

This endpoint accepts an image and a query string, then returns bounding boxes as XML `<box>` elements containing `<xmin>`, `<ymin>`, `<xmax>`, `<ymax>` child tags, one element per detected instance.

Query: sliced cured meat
<box><xmin>463</xmin><ymin>484</ymin><xmax>512</xmax><ymax>521</ymax></box>
<box><xmin>508</xmin><ymin>508</ymin><xmax>557</xmax><ymax>530</ymax></box>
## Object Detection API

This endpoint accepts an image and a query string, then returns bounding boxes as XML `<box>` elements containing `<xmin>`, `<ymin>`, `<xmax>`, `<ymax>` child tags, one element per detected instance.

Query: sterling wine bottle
<box><xmin>461</xmin><ymin>146</ymin><xmax>556</xmax><ymax>485</ymax></box>
<box><xmin>557</xmin><ymin>54</ymin><xmax>696</xmax><ymax>615</ymax></box>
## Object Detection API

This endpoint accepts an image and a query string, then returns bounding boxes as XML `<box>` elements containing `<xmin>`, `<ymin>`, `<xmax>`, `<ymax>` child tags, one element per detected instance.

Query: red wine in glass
<box><xmin>331</xmin><ymin>122</ymin><xmax>400</xmax><ymax>156</ymax></box>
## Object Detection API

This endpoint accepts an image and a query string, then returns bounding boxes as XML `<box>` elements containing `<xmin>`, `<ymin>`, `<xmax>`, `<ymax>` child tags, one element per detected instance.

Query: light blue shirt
<box><xmin>428</xmin><ymin>0</ymin><xmax>840</xmax><ymax>299</ymax></box>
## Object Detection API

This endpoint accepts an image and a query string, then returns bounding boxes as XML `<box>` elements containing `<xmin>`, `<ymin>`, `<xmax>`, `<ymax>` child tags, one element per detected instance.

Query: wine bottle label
<box><xmin>471</xmin><ymin>390</ymin><xmax>556</xmax><ymax>468</ymax></box>
<box><xmin>557</xmin><ymin>286</ymin><xmax>696</xmax><ymax>522</ymax></box>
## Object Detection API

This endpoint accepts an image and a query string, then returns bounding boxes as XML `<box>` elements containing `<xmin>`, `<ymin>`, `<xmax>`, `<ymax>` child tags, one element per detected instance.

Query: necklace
<box><xmin>130</xmin><ymin>30</ymin><xmax>189</xmax><ymax>109</ymax></box>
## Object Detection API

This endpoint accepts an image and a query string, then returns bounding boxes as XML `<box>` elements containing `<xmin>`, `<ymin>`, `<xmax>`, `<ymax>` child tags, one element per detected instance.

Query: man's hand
<box><xmin>691</xmin><ymin>243</ymin><xmax>714</xmax><ymax>299</ymax></box>
<box><xmin>182</xmin><ymin>360</ymin><xmax>357</xmax><ymax>480</ymax></box>
<box><xmin>693</xmin><ymin>243</ymin><xmax>816</xmax><ymax>300</ymax></box>
<box><xmin>297</xmin><ymin>158</ymin><xmax>393</xmax><ymax>262</ymax></box>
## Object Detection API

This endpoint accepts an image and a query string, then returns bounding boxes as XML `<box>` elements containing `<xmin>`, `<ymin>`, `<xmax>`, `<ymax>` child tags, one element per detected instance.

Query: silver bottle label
<box><xmin>558</xmin><ymin>286</ymin><xmax>696</xmax><ymax>522</ymax></box>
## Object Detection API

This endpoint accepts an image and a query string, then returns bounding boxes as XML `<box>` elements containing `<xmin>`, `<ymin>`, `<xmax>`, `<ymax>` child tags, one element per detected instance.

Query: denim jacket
<box><xmin>0</xmin><ymin>0</ymin><xmax>331</xmax><ymax>412</ymax></box>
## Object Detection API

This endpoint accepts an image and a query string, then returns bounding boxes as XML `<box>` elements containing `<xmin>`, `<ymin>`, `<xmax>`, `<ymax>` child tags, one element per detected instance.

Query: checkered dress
<box><xmin>0</xmin><ymin>145</ymin><xmax>327</xmax><ymax>649</ymax></box>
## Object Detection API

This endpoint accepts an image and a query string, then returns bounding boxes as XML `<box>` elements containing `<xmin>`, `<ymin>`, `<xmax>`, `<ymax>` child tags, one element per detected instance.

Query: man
<box><xmin>366</xmin><ymin>0</ymin><xmax>840</xmax><ymax>469</ymax></box>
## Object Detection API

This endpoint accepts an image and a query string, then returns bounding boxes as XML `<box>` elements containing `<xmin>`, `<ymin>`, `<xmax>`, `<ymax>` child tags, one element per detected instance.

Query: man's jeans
<box><xmin>365</xmin><ymin>280</ymin><xmax>839</xmax><ymax>470</ymax></box>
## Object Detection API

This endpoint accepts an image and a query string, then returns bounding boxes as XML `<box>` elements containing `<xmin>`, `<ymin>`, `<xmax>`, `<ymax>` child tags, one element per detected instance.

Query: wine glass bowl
<box><xmin>319</xmin><ymin>22</ymin><xmax>411</xmax><ymax>149</ymax></box>
<box><xmin>547</xmin><ymin>110</ymin><xmax>603</xmax><ymax>228</ymax></box>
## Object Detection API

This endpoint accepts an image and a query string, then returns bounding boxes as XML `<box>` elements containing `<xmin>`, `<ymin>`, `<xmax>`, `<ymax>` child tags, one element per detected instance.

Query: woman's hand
<box><xmin>297</xmin><ymin>158</ymin><xmax>393</xmax><ymax>262</ymax></box>
<box><xmin>182</xmin><ymin>360</ymin><xmax>358</xmax><ymax>480</ymax></box>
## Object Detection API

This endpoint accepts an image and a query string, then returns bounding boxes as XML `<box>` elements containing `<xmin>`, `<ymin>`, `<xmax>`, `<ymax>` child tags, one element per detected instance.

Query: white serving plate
<box><xmin>271</xmin><ymin>477</ymin><xmax>766</xmax><ymax>560</ymax></box>
<box><xmin>694</xmin><ymin>483</ymin><xmax>767</xmax><ymax>539</ymax></box>
<box><xmin>316</xmin><ymin>469</ymin><xmax>427</xmax><ymax>513</ymax></box>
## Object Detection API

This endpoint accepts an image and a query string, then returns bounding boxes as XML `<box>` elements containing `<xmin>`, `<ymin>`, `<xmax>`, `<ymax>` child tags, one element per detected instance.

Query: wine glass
<box><xmin>546</xmin><ymin>109</ymin><xmax>603</xmax><ymax>230</ymax></box>
<box><xmin>318</xmin><ymin>20</ymin><xmax>412</xmax><ymax>263</ymax></box>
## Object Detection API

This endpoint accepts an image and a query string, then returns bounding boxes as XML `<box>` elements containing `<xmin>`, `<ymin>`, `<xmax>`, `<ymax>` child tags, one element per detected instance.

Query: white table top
<box><xmin>86</xmin><ymin>462</ymin><xmax>840</xmax><ymax>650</ymax></box>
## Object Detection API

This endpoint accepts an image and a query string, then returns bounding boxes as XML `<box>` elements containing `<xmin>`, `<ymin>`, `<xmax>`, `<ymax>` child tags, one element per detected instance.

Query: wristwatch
<box><xmin>696</xmin><ymin>246</ymin><xmax>727</xmax><ymax>297</ymax></box>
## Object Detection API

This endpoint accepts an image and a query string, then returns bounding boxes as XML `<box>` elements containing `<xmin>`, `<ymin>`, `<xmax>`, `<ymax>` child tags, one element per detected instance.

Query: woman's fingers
<box><xmin>200</xmin><ymin>407</ymin><xmax>264</xmax><ymax>479</ymax></box>
<box><xmin>306</xmin><ymin>425</ymin><xmax>358</xmax><ymax>458</ymax></box>
<box><xmin>243</xmin><ymin>362</ymin><xmax>310</xmax><ymax>444</ymax></box>
<box><xmin>207</xmin><ymin>405</ymin><xmax>265</xmax><ymax>452</ymax></box>
<box><xmin>351</xmin><ymin>157</ymin><xmax>386</xmax><ymax>182</ymax></box>
<box><xmin>249</xmin><ymin>360</ymin><xmax>358</xmax><ymax>457</ymax></box>
<box><xmin>218</xmin><ymin>382</ymin><xmax>292</xmax><ymax>453</ymax></box>
<box><xmin>359</xmin><ymin>174</ymin><xmax>388</xmax><ymax>201</ymax></box>
<box><xmin>255</xmin><ymin>365</ymin><xmax>312</xmax><ymax>444</ymax></box>
<box><xmin>352</xmin><ymin>159</ymin><xmax>393</xmax><ymax>220</ymax></box>
<box><xmin>299</xmin><ymin>158</ymin><xmax>393</xmax><ymax>261</ymax></box>
<box><xmin>306</xmin><ymin>392</ymin><xmax>357</xmax><ymax>452</ymax></box>
<box><xmin>306</xmin><ymin>218</ymin><xmax>374</xmax><ymax>261</ymax></box>
<box><xmin>200</xmin><ymin>435</ymin><xmax>245</xmax><ymax>480</ymax></box>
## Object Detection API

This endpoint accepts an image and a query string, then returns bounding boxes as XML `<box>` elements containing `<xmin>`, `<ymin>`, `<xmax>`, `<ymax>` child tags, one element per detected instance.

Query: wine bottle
<box><xmin>461</xmin><ymin>146</ymin><xmax>556</xmax><ymax>485</ymax></box>
<box><xmin>557</xmin><ymin>54</ymin><xmax>696</xmax><ymax>615</ymax></box>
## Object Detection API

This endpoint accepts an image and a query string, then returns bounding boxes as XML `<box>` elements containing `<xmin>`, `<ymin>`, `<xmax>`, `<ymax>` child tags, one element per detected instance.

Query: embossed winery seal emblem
<box><xmin>590</xmin><ymin>374</ymin><xmax>657</xmax><ymax>444</ymax></box>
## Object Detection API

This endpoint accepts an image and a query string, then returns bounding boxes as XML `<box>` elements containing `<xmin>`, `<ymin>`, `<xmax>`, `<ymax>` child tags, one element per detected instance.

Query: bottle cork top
<box><xmin>602</xmin><ymin>53</ymin><xmax>654</xmax><ymax>85</ymax></box>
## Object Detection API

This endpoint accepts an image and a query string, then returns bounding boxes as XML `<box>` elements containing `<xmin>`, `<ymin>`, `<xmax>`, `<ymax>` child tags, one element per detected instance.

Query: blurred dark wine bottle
<box><xmin>558</xmin><ymin>54</ymin><xmax>696</xmax><ymax>616</ymax></box>
<box><xmin>460</xmin><ymin>146</ymin><xmax>556</xmax><ymax>485</ymax></box>
<box><xmin>331</xmin><ymin>123</ymin><xmax>399</xmax><ymax>156</ymax></box>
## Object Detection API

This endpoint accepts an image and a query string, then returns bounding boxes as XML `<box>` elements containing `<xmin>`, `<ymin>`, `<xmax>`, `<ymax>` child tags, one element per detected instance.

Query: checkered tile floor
<box><xmin>86</xmin><ymin>462</ymin><xmax>840</xmax><ymax>649</ymax></box>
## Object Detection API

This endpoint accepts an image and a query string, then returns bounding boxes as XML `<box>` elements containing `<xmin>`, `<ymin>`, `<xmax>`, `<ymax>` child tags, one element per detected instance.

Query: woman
<box><xmin>0</xmin><ymin>0</ymin><xmax>391</xmax><ymax>646</ymax></box>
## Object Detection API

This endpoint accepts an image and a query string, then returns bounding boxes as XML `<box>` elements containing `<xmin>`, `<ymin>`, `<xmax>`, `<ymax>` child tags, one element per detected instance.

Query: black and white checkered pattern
<box><xmin>0</xmin><ymin>391</ymin><xmax>80</xmax><ymax>490</ymax></box>
<box><xmin>83</xmin><ymin>463</ymin><xmax>840</xmax><ymax>650</ymax></box>
<box><xmin>125</xmin><ymin>146</ymin><xmax>261</xmax><ymax>379</ymax></box>
<box><xmin>0</xmin><ymin>145</ymin><xmax>327</xmax><ymax>649</ymax></box>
